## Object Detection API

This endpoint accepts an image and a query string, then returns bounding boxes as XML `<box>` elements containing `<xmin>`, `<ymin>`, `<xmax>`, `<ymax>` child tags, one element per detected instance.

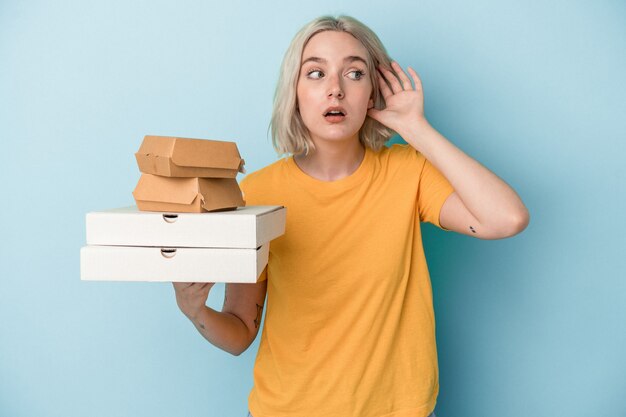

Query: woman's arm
<box><xmin>400</xmin><ymin>120</ymin><xmax>529</xmax><ymax>239</ymax></box>
<box><xmin>173</xmin><ymin>278</ymin><xmax>267</xmax><ymax>356</ymax></box>
<box><xmin>368</xmin><ymin>61</ymin><xmax>529</xmax><ymax>239</ymax></box>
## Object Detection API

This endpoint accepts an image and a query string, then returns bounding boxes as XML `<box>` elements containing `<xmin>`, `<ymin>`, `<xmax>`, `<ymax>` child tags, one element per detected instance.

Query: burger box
<box><xmin>135</xmin><ymin>135</ymin><xmax>246</xmax><ymax>178</ymax></box>
<box><xmin>80</xmin><ymin>205</ymin><xmax>286</xmax><ymax>283</ymax></box>
<box><xmin>132</xmin><ymin>174</ymin><xmax>245</xmax><ymax>213</ymax></box>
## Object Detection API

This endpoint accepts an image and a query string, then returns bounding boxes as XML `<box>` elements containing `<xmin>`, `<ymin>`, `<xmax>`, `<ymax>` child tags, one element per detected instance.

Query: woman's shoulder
<box><xmin>374</xmin><ymin>143</ymin><xmax>425</xmax><ymax>166</ymax></box>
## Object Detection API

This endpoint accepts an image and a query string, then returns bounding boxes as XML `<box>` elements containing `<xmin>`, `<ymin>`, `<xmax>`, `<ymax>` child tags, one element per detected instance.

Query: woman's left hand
<box><xmin>367</xmin><ymin>61</ymin><xmax>429</xmax><ymax>135</ymax></box>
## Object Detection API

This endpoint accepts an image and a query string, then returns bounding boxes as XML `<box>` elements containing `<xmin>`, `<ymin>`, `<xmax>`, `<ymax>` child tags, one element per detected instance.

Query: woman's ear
<box><xmin>367</xmin><ymin>98</ymin><xmax>374</xmax><ymax>109</ymax></box>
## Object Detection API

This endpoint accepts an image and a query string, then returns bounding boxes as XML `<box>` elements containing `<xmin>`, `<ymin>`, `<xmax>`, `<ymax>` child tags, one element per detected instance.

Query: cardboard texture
<box><xmin>135</xmin><ymin>135</ymin><xmax>245</xmax><ymax>178</ymax></box>
<box><xmin>80</xmin><ymin>136</ymin><xmax>279</xmax><ymax>283</ymax></box>
<box><xmin>132</xmin><ymin>174</ymin><xmax>245</xmax><ymax>213</ymax></box>
<box><xmin>80</xmin><ymin>244</ymin><xmax>269</xmax><ymax>283</ymax></box>
<box><xmin>86</xmin><ymin>205</ymin><xmax>286</xmax><ymax>248</ymax></box>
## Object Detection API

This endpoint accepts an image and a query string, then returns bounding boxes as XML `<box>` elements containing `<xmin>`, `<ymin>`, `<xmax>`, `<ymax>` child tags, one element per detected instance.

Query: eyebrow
<box><xmin>300</xmin><ymin>56</ymin><xmax>368</xmax><ymax>67</ymax></box>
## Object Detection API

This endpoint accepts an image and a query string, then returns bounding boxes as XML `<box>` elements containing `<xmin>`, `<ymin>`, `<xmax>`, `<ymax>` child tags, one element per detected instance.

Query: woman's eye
<box><xmin>348</xmin><ymin>70</ymin><xmax>366</xmax><ymax>80</ymax></box>
<box><xmin>307</xmin><ymin>70</ymin><xmax>324</xmax><ymax>79</ymax></box>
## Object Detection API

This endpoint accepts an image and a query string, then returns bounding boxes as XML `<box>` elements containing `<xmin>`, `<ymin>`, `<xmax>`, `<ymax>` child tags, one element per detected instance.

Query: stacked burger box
<box><xmin>80</xmin><ymin>135</ymin><xmax>286</xmax><ymax>283</ymax></box>
<box><xmin>132</xmin><ymin>135</ymin><xmax>246</xmax><ymax>213</ymax></box>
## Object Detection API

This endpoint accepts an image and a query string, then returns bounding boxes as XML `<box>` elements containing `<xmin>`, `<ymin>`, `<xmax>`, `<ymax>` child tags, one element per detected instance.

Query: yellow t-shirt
<box><xmin>240</xmin><ymin>144</ymin><xmax>454</xmax><ymax>417</ymax></box>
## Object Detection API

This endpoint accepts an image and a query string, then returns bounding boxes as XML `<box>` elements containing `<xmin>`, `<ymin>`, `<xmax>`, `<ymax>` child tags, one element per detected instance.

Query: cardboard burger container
<box><xmin>80</xmin><ymin>205</ymin><xmax>286</xmax><ymax>283</ymax></box>
<box><xmin>135</xmin><ymin>135</ymin><xmax>246</xmax><ymax>178</ymax></box>
<box><xmin>132</xmin><ymin>174</ymin><xmax>245</xmax><ymax>213</ymax></box>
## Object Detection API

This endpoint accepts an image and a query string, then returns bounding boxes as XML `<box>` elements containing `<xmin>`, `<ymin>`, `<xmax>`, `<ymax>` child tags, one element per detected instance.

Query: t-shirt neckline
<box><xmin>286</xmin><ymin>146</ymin><xmax>373</xmax><ymax>191</ymax></box>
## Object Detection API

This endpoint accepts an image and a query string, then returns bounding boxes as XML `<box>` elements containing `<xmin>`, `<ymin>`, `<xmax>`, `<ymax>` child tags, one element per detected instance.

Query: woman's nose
<box><xmin>328</xmin><ymin>88</ymin><xmax>344</xmax><ymax>98</ymax></box>
<box><xmin>327</xmin><ymin>76</ymin><xmax>344</xmax><ymax>99</ymax></box>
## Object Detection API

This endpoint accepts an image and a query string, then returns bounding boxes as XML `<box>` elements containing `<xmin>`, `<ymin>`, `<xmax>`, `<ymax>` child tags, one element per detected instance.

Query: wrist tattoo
<box><xmin>469</xmin><ymin>225</ymin><xmax>476</xmax><ymax>234</ymax></box>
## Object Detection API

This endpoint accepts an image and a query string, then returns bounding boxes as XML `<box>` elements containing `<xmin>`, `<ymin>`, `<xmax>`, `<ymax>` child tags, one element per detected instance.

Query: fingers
<box><xmin>172</xmin><ymin>282</ymin><xmax>188</xmax><ymax>291</ymax></box>
<box><xmin>407</xmin><ymin>66</ymin><xmax>423</xmax><ymax>93</ymax></box>
<box><xmin>172</xmin><ymin>282</ymin><xmax>196</xmax><ymax>291</ymax></box>
<box><xmin>376</xmin><ymin>72</ymin><xmax>393</xmax><ymax>100</ymax></box>
<box><xmin>378</xmin><ymin>65</ymin><xmax>403</xmax><ymax>95</ymax></box>
<box><xmin>172</xmin><ymin>282</ymin><xmax>214</xmax><ymax>293</ymax></box>
<box><xmin>378</xmin><ymin>61</ymin><xmax>414</xmax><ymax>95</ymax></box>
<box><xmin>191</xmin><ymin>282</ymin><xmax>213</xmax><ymax>292</ymax></box>
<box><xmin>391</xmin><ymin>61</ymin><xmax>413</xmax><ymax>91</ymax></box>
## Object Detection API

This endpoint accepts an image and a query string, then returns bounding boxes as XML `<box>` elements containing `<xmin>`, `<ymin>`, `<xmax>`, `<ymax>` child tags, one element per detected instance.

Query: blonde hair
<box><xmin>270</xmin><ymin>15</ymin><xmax>395</xmax><ymax>157</ymax></box>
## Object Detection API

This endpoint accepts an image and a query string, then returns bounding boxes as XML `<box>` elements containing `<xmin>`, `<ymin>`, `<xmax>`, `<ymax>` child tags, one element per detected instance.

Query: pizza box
<box><xmin>80</xmin><ymin>244</ymin><xmax>268</xmax><ymax>283</ymax></box>
<box><xmin>85</xmin><ymin>205</ymin><xmax>286</xmax><ymax>248</ymax></box>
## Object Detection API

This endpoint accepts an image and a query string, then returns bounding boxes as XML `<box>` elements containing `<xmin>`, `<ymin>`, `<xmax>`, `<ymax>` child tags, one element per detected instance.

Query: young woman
<box><xmin>173</xmin><ymin>15</ymin><xmax>529</xmax><ymax>417</ymax></box>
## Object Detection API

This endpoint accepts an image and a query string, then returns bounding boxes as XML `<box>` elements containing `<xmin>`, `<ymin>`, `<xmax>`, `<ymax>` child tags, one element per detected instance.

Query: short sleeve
<box><xmin>239</xmin><ymin>174</ymin><xmax>259</xmax><ymax>206</ymax></box>
<box><xmin>257</xmin><ymin>264</ymin><xmax>268</xmax><ymax>282</ymax></box>
<box><xmin>417</xmin><ymin>155</ymin><xmax>455</xmax><ymax>230</ymax></box>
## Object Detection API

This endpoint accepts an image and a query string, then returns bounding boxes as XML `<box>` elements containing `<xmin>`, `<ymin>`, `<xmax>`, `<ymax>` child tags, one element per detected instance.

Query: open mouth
<box><xmin>324</xmin><ymin>109</ymin><xmax>347</xmax><ymax>122</ymax></box>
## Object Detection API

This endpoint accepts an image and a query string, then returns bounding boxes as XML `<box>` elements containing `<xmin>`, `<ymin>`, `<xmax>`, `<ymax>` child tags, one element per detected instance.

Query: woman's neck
<box><xmin>293</xmin><ymin>139</ymin><xmax>365</xmax><ymax>182</ymax></box>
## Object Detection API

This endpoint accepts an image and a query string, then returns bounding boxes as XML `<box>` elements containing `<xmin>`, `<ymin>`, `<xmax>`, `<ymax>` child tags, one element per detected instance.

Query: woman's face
<box><xmin>296</xmin><ymin>30</ymin><xmax>374</xmax><ymax>148</ymax></box>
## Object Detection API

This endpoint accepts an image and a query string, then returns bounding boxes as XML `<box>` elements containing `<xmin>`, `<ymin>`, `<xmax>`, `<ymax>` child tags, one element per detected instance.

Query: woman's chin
<box><xmin>309</xmin><ymin>128</ymin><xmax>361</xmax><ymax>144</ymax></box>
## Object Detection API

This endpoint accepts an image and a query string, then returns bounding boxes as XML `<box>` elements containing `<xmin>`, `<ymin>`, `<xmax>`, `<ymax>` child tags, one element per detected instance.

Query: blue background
<box><xmin>1</xmin><ymin>1</ymin><xmax>624</xmax><ymax>416</ymax></box>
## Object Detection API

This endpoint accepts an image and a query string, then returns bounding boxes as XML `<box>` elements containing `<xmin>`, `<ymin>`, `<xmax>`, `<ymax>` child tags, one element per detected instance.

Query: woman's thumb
<box><xmin>367</xmin><ymin>107</ymin><xmax>381</xmax><ymax>120</ymax></box>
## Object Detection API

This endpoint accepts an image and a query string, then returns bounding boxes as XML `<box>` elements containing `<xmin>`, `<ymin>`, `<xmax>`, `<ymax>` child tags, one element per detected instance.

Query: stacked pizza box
<box><xmin>80</xmin><ymin>135</ymin><xmax>286</xmax><ymax>283</ymax></box>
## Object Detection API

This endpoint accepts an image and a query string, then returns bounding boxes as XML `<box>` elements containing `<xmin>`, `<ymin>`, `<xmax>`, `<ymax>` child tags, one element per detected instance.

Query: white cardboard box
<box><xmin>81</xmin><ymin>205</ymin><xmax>285</xmax><ymax>283</ymax></box>
<box><xmin>80</xmin><ymin>244</ymin><xmax>269</xmax><ymax>283</ymax></box>
<box><xmin>86</xmin><ymin>205</ymin><xmax>286</xmax><ymax>248</ymax></box>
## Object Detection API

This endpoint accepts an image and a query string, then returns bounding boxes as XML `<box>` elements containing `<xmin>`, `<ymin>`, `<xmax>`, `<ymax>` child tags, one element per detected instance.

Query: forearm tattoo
<box><xmin>254</xmin><ymin>304</ymin><xmax>263</xmax><ymax>329</ymax></box>
<box><xmin>469</xmin><ymin>225</ymin><xmax>476</xmax><ymax>234</ymax></box>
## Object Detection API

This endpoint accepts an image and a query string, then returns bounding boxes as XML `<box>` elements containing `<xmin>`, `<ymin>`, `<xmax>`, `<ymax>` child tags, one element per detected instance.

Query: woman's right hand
<box><xmin>172</xmin><ymin>282</ymin><xmax>216</xmax><ymax>320</ymax></box>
